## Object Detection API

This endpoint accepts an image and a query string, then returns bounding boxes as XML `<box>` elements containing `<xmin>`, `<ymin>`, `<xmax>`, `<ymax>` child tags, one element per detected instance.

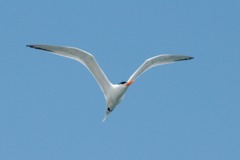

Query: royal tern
<box><xmin>27</xmin><ymin>45</ymin><xmax>193</xmax><ymax>121</ymax></box>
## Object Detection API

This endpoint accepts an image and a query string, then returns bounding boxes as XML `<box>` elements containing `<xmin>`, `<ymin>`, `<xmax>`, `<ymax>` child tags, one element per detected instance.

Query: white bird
<box><xmin>27</xmin><ymin>45</ymin><xmax>193</xmax><ymax>121</ymax></box>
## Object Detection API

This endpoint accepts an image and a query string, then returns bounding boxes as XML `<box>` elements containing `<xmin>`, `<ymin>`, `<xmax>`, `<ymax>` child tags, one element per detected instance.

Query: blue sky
<box><xmin>0</xmin><ymin>0</ymin><xmax>239</xmax><ymax>159</ymax></box>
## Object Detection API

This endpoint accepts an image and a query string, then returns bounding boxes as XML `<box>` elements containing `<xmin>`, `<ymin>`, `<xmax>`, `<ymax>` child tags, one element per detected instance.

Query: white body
<box><xmin>106</xmin><ymin>84</ymin><xmax>128</xmax><ymax>110</ymax></box>
<box><xmin>27</xmin><ymin>45</ymin><xmax>193</xmax><ymax>121</ymax></box>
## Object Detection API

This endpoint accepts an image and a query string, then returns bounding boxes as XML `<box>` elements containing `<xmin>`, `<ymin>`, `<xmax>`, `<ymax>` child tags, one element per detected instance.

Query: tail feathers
<box><xmin>102</xmin><ymin>115</ymin><xmax>107</xmax><ymax>122</ymax></box>
<box><xmin>102</xmin><ymin>114</ymin><xmax>109</xmax><ymax>122</ymax></box>
<box><xmin>102</xmin><ymin>111</ymin><xmax>110</xmax><ymax>122</ymax></box>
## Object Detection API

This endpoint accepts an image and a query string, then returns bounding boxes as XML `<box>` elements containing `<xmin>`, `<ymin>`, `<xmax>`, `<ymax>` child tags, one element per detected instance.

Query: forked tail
<box><xmin>102</xmin><ymin>114</ymin><xmax>108</xmax><ymax>122</ymax></box>
<box><xmin>102</xmin><ymin>110</ymin><xmax>110</xmax><ymax>122</ymax></box>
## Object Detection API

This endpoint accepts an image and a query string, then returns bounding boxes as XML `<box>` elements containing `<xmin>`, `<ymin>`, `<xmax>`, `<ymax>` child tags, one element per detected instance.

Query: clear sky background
<box><xmin>0</xmin><ymin>0</ymin><xmax>239</xmax><ymax>160</ymax></box>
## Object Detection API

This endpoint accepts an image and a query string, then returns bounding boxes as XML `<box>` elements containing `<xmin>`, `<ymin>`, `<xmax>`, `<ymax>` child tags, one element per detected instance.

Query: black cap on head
<box><xmin>118</xmin><ymin>81</ymin><xmax>127</xmax><ymax>85</ymax></box>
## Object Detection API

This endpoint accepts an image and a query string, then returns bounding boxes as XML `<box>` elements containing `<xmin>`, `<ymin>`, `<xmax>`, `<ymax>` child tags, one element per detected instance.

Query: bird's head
<box><xmin>118</xmin><ymin>80</ymin><xmax>134</xmax><ymax>87</ymax></box>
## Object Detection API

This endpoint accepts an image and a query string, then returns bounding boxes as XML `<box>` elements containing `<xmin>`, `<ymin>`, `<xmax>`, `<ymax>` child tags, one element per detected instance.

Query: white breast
<box><xmin>106</xmin><ymin>84</ymin><xmax>128</xmax><ymax>110</ymax></box>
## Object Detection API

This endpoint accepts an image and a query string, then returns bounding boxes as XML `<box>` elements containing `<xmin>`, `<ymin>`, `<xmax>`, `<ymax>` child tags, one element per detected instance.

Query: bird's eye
<box><xmin>118</xmin><ymin>81</ymin><xmax>127</xmax><ymax>84</ymax></box>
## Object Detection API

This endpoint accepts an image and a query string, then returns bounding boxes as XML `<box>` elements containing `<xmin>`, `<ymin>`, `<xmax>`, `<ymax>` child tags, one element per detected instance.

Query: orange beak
<box><xmin>126</xmin><ymin>80</ymin><xmax>134</xmax><ymax>86</ymax></box>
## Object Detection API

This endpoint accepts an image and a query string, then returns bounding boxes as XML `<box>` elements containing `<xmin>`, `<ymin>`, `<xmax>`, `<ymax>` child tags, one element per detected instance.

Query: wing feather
<box><xmin>27</xmin><ymin>45</ymin><xmax>112</xmax><ymax>98</ymax></box>
<box><xmin>128</xmin><ymin>54</ymin><xmax>193</xmax><ymax>81</ymax></box>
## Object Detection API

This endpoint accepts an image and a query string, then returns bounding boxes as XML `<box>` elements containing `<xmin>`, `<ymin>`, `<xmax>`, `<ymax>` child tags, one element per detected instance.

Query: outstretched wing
<box><xmin>128</xmin><ymin>54</ymin><xmax>193</xmax><ymax>81</ymax></box>
<box><xmin>27</xmin><ymin>45</ymin><xmax>112</xmax><ymax>98</ymax></box>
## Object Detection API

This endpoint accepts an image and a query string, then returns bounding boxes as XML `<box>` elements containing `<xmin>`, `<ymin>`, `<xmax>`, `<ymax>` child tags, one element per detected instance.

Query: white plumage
<box><xmin>27</xmin><ymin>45</ymin><xmax>193</xmax><ymax>121</ymax></box>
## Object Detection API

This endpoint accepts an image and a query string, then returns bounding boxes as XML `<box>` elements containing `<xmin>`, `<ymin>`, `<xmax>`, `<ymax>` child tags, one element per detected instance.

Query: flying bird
<box><xmin>27</xmin><ymin>45</ymin><xmax>193</xmax><ymax>121</ymax></box>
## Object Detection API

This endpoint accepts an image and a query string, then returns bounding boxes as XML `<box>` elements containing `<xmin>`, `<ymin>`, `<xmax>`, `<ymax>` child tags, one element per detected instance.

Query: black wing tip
<box><xmin>26</xmin><ymin>45</ymin><xmax>52</xmax><ymax>52</ymax></box>
<box><xmin>186</xmin><ymin>56</ymin><xmax>194</xmax><ymax>60</ymax></box>
<box><xmin>175</xmin><ymin>56</ymin><xmax>194</xmax><ymax>62</ymax></box>
<box><xmin>26</xmin><ymin>45</ymin><xmax>34</xmax><ymax>48</ymax></box>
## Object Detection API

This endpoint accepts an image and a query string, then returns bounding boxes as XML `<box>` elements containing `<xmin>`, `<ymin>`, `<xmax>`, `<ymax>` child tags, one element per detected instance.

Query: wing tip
<box><xmin>26</xmin><ymin>44</ymin><xmax>52</xmax><ymax>52</ymax></box>
<box><xmin>188</xmin><ymin>56</ymin><xmax>194</xmax><ymax>60</ymax></box>
<box><xmin>175</xmin><ymin>56</ymin><xmax>194</xmax><ymax>62</ymax></box>
<box><xmin>26</xmin><ymin>44</ymin><xmax>34</xmax><ymax>48</ymax></box>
